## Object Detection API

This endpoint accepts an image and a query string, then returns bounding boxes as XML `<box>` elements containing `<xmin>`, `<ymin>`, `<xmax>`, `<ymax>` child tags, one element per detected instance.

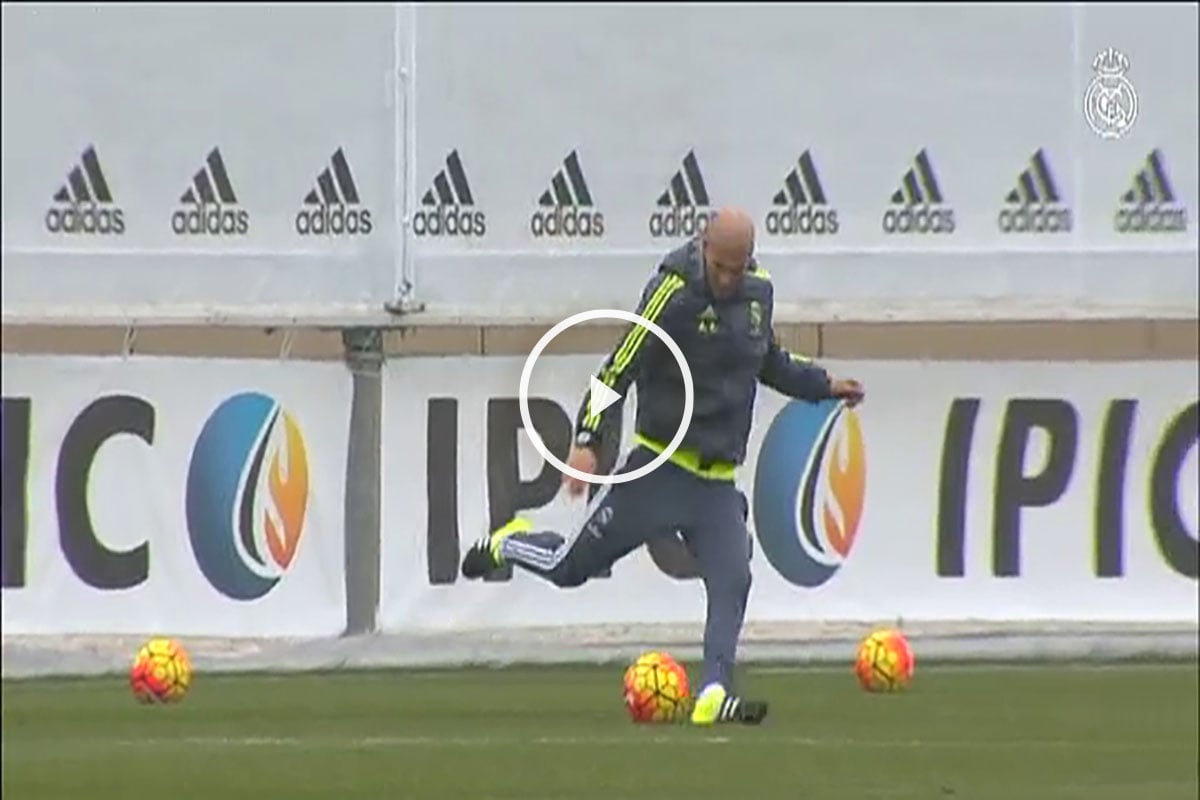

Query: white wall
<box><xmin>2</xmin><ymin>3</ymin><xmax>1196</xmax><ymax>320</ymax></box>
<box><xmin>1</xmin><ymin>4</ymin><xmax>400</xmax><ymax>313</ymax></box>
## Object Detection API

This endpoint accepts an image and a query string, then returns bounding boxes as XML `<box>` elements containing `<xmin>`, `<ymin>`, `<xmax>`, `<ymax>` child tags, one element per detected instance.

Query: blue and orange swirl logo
<box><xmin>753</xmin><ymin>399</ymin><xmax>867</xmax><ymax>587</ymax></box>
<box><xmin>185</xmin><ymin>393</ymin><xmax>310</xmax><ymax>600</ymax></box>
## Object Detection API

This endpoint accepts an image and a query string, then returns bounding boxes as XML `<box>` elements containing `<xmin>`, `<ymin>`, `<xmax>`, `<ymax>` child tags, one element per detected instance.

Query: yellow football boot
<box><xmin>460</xmin><ymin>517</ymin><xmax>533</xmax><ymax>579</ymax></box>
<box><xmin>690</xmin><ymin>682</ymin><xmax>768</xmax><ymax>726</ymax></box>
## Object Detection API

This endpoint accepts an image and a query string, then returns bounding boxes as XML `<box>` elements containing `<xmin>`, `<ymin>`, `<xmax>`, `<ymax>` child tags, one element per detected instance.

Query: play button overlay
<box><xmin>587</xmin><ymin>375</ymin><xmax>622</xmax><ymax>418</ymax></box>
<box><xmin>518</xmin><ymin>308</ymin><xmax>694</xmax><ymax>486</ymax></box>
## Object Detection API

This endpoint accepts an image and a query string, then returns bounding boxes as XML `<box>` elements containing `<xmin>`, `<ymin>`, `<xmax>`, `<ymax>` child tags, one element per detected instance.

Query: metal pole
<box><xmin>342</xmin><ymin>327</ymin><xmax>384</xmax><ymax>635</ymax></box>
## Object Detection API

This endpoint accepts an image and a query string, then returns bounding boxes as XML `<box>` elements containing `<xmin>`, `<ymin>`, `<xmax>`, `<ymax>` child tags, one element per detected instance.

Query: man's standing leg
<box><xmin>681</xmin><ymin>480</ymin><xmax>765</xmax><ymax>725</ymax></box>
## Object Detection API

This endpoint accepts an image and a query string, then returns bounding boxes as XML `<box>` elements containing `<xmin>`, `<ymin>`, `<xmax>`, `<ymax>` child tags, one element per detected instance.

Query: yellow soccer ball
<box><xmin>855</xmin><ymin>629</ymin><xmax>915</xmax><ymax>693</ymax></box>
<box><xmin>130</xmin><ymin>637</ymin><xmax>193</xmax><ymax>704</ymax></box>
<box><xmin>622</xmin><ymin>650</ymin><xmax>691</xmax><ymax>723</ymax></box>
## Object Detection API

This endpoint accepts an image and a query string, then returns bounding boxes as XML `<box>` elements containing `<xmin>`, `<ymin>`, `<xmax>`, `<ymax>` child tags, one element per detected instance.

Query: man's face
<box><xmin>703</xmin><ymin>236</ymin><xmax>750</xmax><ymax>300</ymax></box>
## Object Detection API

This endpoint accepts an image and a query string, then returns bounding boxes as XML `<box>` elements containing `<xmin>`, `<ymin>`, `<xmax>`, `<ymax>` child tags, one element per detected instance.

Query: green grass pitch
<box><xmin>3</xmin><ymin>661</ymin><xmax>1197</xmax><ymax>799</ymax></box>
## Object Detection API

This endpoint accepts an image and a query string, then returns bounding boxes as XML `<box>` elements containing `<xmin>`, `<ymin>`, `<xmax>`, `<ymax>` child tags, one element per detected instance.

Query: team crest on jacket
<box><xmin>748</xmin><ymin>300</ymin><xmax>763</xmax><ymax>337</ymax></box>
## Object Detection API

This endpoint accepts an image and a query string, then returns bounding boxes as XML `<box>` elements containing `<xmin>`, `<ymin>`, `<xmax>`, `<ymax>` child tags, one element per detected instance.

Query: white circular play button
<box><xmin>518</xmin><ymin>308</ymin><xmax>694</xmax><ymax>485</ymax></box>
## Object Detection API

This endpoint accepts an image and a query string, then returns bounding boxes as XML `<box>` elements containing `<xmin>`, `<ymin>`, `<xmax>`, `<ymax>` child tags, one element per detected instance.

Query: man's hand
<box><xmin>562</xmin><ymin>446</ymin><xmax>598</xmax><ymax>498</ymax></box>
<box><xmin>830</xmin><ymin>377</ymin><xmax>865</xmax><ymax>408</ymax></box>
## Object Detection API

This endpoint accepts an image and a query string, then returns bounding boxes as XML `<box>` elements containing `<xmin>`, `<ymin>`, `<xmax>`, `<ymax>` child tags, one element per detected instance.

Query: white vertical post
<box><xmin>388</xmin><ymin>2</ymin><xmax>422</xmax><ymax>314</ymax></box>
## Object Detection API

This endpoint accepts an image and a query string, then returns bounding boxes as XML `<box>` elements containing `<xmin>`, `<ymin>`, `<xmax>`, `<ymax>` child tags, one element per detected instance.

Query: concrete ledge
<box><xmin>482</xmin><ymin>324</ymin><xmax>627</xmax><ymax>356</ymax></box>
<box><xmin>1</xmin><ymin>325</ymin><xmax>130</xmax><ymax>356</ymax></box>
<box><xmin>0</xmin><ymin>325</ymin><xmax>347</xmax><ymax>360</ymax></box>
<box><xmin>3</xmin><ymin>319</ymin><xmax>1197</xmax><ymax>360</ymax></box>
<box><xmin>1149</xmin><ymin>320</ymin><xmax>1200</xmax><ymax>357</ymax></box>
<box><xmin>820</xmin><ymin>320</ymin><xmax>1198</xmax><ymax>361</ymax></box>
<box><xmin>383</xmin><ymin>327</ymin><xmax>481</xmax><ymax>356</ymax></box>
<box><xmin>131</xmin><ymin>327</ymin><xmax>346</xmax><ymax>360</ymax></box>
<box><xmin>4</xmin><ymin>623</ymin><xmax>1196</xmax><ymax>678</ymax></box>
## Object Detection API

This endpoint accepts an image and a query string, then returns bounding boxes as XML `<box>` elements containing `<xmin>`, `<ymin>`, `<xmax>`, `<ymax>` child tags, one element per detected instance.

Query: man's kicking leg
<box><xmin>460</xmin><ymin>448</ymin><xmax>674</xmax><ymax>587</ymax></box>
<box><xmin>681</xmin><ymin>480</ymin><xmax>766</xmax><ymax>726</ymax></box>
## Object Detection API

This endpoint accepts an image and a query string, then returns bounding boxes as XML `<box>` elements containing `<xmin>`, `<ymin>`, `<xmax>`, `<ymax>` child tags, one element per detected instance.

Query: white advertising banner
<box><xmin>3</xmin><ymin>4</ymin><xmax>1196</xmax><ymax>321</ymax></box>
<box><xmin>1</xmin><ymin>355</ymin><xmax>351</xmax><ymax>636</ymax></box>
<box><xmin>410</xmin><ymin>3</ymin><xmax>1198</xmax><ymax>317</ymax></box>
<box><xmin>1</xmin><ymin>4</ymin><xmax>401</xmax><ymax>316</ymax></box>
<box><xmin>380</xmin><ymin>356</ymin><xmax>1199</xmax><ymax>632</ymax></box>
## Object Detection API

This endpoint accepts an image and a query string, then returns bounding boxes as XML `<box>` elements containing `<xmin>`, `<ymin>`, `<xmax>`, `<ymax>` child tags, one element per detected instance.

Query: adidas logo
<box><xmin>882</xmin><ymin>149</ymin><xmax>955</xmax><ymax>235</ymax></box>
<box><xmin>648</xmin><ymin>150</ymin><xmax>716</xmax><ymax>238</ymax></box>
<box><xmin>765</xmin><ymin>150</ymin><xmax>840</xmax><ymax>236</ymax></box>
<box><xmin>414</xmin><ymin>150</ymin><xmax>486</xmax><ymax>237</ymax></box>
<box><xmin>530</xmin><ymin>150</ymin><xmax>604</xmax><ymax>238</ymax></box>
<box><xmin>171</xmin><ymin>148</ymin><xmax>249</xmax><ymax>236</ymax></box>
<box><xmin>295</xmin><ymin>148</ymin><xmax>373</xmax><ymax>237</ymax></box>
<box><xmin>45</xmin><ymin>146</ymin><xmax>126</xmax><ymax>236</ymax></box>
<box><xmin>1115</xmin><ymin>149</ymin><xmax>1187</xmax><ymax>234</ymax></box>
<box><xmin>997</xmin><ymin>149</ymin><xmax>1072</xmax><ymax>234</ymax></box>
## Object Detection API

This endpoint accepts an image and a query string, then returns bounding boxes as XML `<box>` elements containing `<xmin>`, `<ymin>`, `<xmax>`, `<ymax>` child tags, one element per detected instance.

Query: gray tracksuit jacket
<box><xmin>575</xmin><ymin>238</ymin><xmax>833</xmax><ymax>470</ymax></box>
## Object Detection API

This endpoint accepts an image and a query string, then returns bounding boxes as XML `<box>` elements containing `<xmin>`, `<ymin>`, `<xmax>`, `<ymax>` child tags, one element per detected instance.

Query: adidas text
<box><xmin>45</xmin><ymin>204</ymin><xmax>126</xmax><ymax>236</ymax></box>
<box><xmin>998</xmin><ymin>206</ymin><xmax>1072</xmax><ymax>234</ymax></box>
<box><xmin>172</xmin><ymin>204</ymin><xmax>249</xmax><ymax>236</ymax></box>
<box><xmin>766</xmin><ymin>207</ymin><xmax>839</xmax><ymax>236</ymax></box>
<box><xmin>649</xmin><ymin>206</ymin><xmax>715</xmax><ymax>238</ymax></box>
<box><xmin>295</xmin><ymin>206</ymin><xmax>373</xmax><ymax>236</ymax></box>
<box><xmin>1115</xmin><ymin>205</ymin><xmax>1187</xmax><ymax>233</ymax></box>
<box><xmin>882</xmin><ymin>206</ymin><xmax>955</xmax><ymax>235</ymax></box>
<box><xmin>413</xmin><ymin>206</ymin><xmax>486</xmax><ymax>237</ymax></box>
<box><xmin>531</xmin><ymin>207</ymin><xmax>604</xmax><ymax>238</ymax></box>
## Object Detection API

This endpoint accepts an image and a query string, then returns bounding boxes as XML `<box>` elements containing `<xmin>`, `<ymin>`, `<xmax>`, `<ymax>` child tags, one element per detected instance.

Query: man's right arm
<box><xmin>572</xmin><ymin>268</ymin><xmax>687</xmax><ymax>462</ymax></box>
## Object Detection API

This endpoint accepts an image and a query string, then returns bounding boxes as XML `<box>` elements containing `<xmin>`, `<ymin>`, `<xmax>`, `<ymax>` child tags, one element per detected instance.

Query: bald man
<box><xmin>461</xmin><ymin>208</ymin><xmax>865</xmax><ymax>725</ymax></box>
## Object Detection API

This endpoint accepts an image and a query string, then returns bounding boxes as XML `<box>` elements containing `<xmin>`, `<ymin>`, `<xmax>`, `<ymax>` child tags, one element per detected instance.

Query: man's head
<box><xmin>701</xmin><ymin>207</ymin><xmax>755</xmax><ymax>300</ymax></box>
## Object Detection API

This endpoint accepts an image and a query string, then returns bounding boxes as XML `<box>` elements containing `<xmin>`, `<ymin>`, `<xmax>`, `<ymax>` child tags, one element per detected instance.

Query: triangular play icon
<box><xmin>587</xmin><ymin>375</ymin><xmax>621</xmax><ymax>418</ymax></box>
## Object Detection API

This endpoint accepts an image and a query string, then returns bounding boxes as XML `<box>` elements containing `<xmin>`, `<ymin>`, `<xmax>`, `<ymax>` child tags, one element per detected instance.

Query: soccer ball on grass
<box><xmin>130</xmin><ymin>637</ymin><xmax>193</xmax><ymax>704</ymax></box>
<box><xmin>854</xmin><ymin>628</ymin><xmax>915</xmax><ymax>692</ymax></box>
<box><xmin>622</xmin><ymin>650</ymin><xmax>691</xmax><ymax>723</ymax></box>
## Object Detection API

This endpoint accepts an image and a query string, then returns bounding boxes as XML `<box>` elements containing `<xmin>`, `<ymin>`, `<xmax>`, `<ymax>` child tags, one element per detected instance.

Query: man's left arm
<box><xmin>758</xmin><ymin>328</ymin><xmax>865</xmax><ymax>406</ymax></box>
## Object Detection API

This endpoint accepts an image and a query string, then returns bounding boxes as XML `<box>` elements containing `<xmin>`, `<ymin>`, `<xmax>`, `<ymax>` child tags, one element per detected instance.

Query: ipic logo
<box><xmin>186</xmin><ymin>393</ymin><xmax>310</xmax><ymax>601</ymax></box>
<box><xmin>936</xmin><ymin>398</ymin><xmax>1196</xmax><ymax>580</ymax></box>
<box><xmin>997</xmin><ymin>149</ymin><xmax>1072</xmax><ymax>234</ymax></box>
<box><xmin>765</xmin><ymin>151</ymin><xmax>840</xmax><ymax>236</ymax></box>
<box><xmin>44</xmin><ymin>146</ymin><xmax>126</xmax><ymax>236</ymax></box>
<box><xmin>295</xmin><ymin>148</ymin><xmax>373</xmax><ymax>237</ymax></box>
<box><xmin>1115</xmin><ymin>149</ymin><xmax>1188</xmax><ymax>234</ymax></box>
<box><xmin>649</xmin><ymin>150</ymin><xmax>716</xmax><ymax>238</ymax></box>
<box><xmin>0</xmin><ymin>392</ymin><xmax>312</xmax><ymax>595</ymax></box>
<box><xmin>414</xmin><ymin>150</ymin><xmax>486</xmax><ymax>237</ymax></box>
<box><xmin>882</xmin><ymin>149</ymin><xmax>955</xmax><ymax>235</ymax></box>
<box><xmin>753</xmin><ymin>399</ymin><xmax>867</xmax><ymax>587</ymax></box>
<box><xmin>171</xmin><ymin>148</ymin><xmax>250</xmax><ymax>236</ymax></box>
<box><xmin>530</xmin><ymin>150</ymin><xmax>604</xmax><ymax>238</ymax></box>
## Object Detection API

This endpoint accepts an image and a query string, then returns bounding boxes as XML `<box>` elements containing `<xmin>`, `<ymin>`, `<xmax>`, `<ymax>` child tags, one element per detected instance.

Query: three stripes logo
<box><xmin>45</xmin><ymin>146</ymin><xmax>126</xmax><ymax>235</ymax></box>
<box><xmin>1115</xmin><ymin>149</ymin><xmax>1187</xmax><ymax>234</ymax></box>
<box><xmin>649</xmin><ymin>150</ymin><xmax>716</xmax><ymax>238</ymax></box>
<box><xmin>295</xmin><ymin>148</ymin><xmax>373</xmax><ymax>237</ymax></box>
<box><xmin>882</xmin><ymin>149</ymin><xmax>955</xmax><ymax>235</ymax></box>
<box><xmin>765</xmin><ymin>150</ymin><xmax>840</xmax><ymax>236</ymax></box>
<box><xmin>998</xmin><ymin>149</ymin><xmax>1072</xmax><ymax>234</ymax></box>
<box><xmin>530</xmin><ymin>150</ymin><xmax>604</xmax><ymax>238</ymax></box>
<box><xmin>414</xmin><ymin>150</ymin><xmax>486</xmax><ymax>237</ymax></box>
<box><xmin>171</xmin><ymin>148</ymin><xmax>249</xmax><ymax>236</ymax></box>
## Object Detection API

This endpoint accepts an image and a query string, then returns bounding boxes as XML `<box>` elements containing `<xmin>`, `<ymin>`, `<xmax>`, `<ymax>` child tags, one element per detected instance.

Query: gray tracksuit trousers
<box><xmin>499</xmin><ymin>446</ymin><xmax>752</xmax><ymax>693</ymax></box>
